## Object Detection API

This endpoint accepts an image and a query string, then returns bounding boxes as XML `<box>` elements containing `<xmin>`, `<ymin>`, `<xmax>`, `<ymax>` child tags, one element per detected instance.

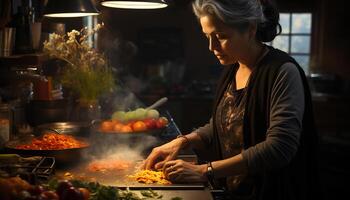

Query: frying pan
<box><xmin>3</xmin><ymin>135</ymin><xmax>90</xmax><ymax>165</ymax></box>
<box><xmin>54</xmin><ymin>155</ymin><xmax>205</xmax><ymax>189</ymax></box>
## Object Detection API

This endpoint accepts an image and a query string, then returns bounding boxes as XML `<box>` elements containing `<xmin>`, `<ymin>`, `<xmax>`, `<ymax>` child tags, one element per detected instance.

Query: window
<box><xmin>269</xmin><ymin>13</ymin><xmax>312</xmax><ymax>74</ymax></box>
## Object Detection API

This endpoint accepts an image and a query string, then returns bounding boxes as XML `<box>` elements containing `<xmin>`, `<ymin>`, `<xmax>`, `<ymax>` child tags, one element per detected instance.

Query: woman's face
<box><xmin>200</xmin><ymin>15</ymin><xmax>252</xmax><ymax>65</ymax></box>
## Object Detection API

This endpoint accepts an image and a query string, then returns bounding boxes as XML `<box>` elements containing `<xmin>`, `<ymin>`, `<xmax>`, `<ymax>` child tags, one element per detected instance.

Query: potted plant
<box><xmin>43</xmin><ymin>24</ymin><xmax>115</xmax><ymax>121</ymax></box>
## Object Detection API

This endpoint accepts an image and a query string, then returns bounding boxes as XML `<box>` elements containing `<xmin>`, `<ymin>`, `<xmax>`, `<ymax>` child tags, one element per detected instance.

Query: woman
<box><xmin>143</xmin><ymin>0</ymin><xmax>320</xmax><ymax>199</ymax></box>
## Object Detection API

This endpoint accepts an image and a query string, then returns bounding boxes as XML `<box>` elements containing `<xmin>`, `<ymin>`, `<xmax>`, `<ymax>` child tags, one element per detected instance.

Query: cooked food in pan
<box><xmin>87</xmin><ymin>159</ymin><xmax>132</xmax><ymax>173</ymax></box>
<box><xmin>128</xmin><ymin>170</ymin><xmax>171</xmax><ymax>185</ymax></box>
<box><xmin>15</xmin><ymin>133</ymin><xmax>89</xmax><ymax>150</ymax></box>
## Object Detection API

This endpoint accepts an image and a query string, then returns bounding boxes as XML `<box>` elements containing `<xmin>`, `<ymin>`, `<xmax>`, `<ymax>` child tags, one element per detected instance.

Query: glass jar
<box><xmin>76</xmin><ymin>100</ymin><xmax>101</xmax><ymax>123</ymax></box>
<box><xmin>0</xmin><ymin>103</ymin><xmax>12</xmax><ymax>147</ymax></box>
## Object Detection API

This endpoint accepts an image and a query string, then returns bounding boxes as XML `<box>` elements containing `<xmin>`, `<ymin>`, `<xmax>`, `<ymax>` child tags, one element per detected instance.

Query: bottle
<box><xmin>0</xmin><ymin>102</ymin><xmax>12</xmax><ymax>147</ymax></box>
<box><xmin>13</xmin><ymin>5</ymin><xmax>33</xmax><ymax>54</ymax></box>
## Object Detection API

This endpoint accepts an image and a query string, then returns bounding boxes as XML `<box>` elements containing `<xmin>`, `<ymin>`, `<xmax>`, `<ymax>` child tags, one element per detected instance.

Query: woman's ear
<box><xmin>248</xmin><ymin>22</ymin><xmax>258</xmax><ymax>40</ymax></box>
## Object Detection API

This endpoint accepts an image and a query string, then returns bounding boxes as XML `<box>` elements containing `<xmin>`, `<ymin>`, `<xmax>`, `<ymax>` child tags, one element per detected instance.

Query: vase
<box><xmin>76</xmin><ymin>100</ymin><xmax>101</xmax><ymax>123</ymax></box>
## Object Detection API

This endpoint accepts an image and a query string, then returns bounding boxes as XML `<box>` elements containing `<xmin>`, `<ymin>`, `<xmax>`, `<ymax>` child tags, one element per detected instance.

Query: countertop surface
<box><xmin>0</xmin><ymin>113</ymin><xmax>215</xmax><ymax>199</ymax></box>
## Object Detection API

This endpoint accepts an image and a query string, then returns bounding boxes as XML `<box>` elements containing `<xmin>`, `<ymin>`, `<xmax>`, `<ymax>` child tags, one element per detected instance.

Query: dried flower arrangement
<box><xmin>43</xmin><ymin>24</ymin><xmax>115</xmax><ymax>103</ymax></box>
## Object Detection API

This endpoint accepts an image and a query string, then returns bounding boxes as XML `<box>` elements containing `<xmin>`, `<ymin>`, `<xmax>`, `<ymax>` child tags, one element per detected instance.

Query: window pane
<box><xmin>291</xmin><ymin>36</ymin><xmax>310</xmax><ymax>53</ymax></box>
<box><xmin>292</xmin><ymin>13</ymin><xmax>312</xmax><ymax>33</ymax></box>
<box><xmin>272</xmin><ymin>36</ymin><xmax>289</xmax><ymax>52</ymax></box>
<box><xmin>292</xmin><ymin>55</ymin><xmax>310</xmax><ymax>74</ymax></box>
<box><xmin>280</xmin><ymin>13</ymin><xmax>290</xmax><ymax>34</ymax></box>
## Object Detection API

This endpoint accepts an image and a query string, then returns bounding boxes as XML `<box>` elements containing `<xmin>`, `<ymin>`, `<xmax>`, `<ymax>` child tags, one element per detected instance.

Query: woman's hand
<box><xmin>142</xmin><ymin>137</ymin><xmax>187</xmax><ymax>170</ymax></box>
<box><xmin>163</xmin><ymin>160</ymin><xmax>207</xmax><ymax>183</ymax></box>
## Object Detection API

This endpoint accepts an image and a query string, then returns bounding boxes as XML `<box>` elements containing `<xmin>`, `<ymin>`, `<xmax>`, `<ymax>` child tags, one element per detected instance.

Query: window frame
<box><xmin>269</xmin><ymin>12</ymin><xmax>313</xmax><ymax>73</ymax></box>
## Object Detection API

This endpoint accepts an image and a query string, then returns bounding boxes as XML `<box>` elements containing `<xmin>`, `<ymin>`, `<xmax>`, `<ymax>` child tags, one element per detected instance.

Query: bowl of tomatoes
<box><xmin>96</xmin><ymin>117</ymin><xmax>168</xmax><ymax>135</ymax></box>
<box><xmin>95</xmin><ymin>108</ymin><xmax>169</xmax><ymax>136</ymax></box>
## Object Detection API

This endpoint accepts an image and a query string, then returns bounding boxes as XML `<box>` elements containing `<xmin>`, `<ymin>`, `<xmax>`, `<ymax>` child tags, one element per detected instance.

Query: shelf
<box><xmin>0</xmin><ymin>53</ymin><xmax>48</xmax><ymax>68</ymax></box>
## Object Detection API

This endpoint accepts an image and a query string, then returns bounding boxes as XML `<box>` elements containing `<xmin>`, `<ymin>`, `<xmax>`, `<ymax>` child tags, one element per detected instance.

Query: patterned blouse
<box><xmin>215</xmin><ymin>78</ymin><xmax>255</xmax><ymax>199</ymax></box>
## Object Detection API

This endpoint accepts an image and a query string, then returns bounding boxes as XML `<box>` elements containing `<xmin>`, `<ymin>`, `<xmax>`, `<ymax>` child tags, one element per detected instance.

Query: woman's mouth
<box><xmin>216</xmin><ymin>55</ymin><xmax>225</xmax><ymax>59</ymax></box>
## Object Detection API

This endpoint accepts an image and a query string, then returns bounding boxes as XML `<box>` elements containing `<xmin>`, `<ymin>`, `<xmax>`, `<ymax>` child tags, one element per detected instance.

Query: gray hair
<box><xmin>192</xmin><ymin>0</ymin><xmax>281</xmax><ymax>42</ymax></box>
<box><xmin>192</xmin><ymin>0</ymin><xmax>265</xmax><ymax>25</ymax></box>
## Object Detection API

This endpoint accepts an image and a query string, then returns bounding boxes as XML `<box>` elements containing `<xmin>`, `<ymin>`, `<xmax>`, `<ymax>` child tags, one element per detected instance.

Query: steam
<box><xmin>83</xmin><ymin>27</ymin><xmax>163</xmax><ymax>162</ymax></box>
<box><xmin>85</xmin><ymin>132</ymin><xmax>160</xmax><ymax>162</ymax></box>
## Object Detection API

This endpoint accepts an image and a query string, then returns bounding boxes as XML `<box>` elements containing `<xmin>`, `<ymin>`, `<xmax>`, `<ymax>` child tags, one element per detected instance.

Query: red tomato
<box><xmin>120</xmin><ymin>125</ymin><xmax>133</xmax><ymax>133</ymax></box>
<box><xmin>125</xmin><ymin>120</ymin><xmax>135</xmax><ymax>127</ymax></box>
<box><xmin>143</xmin><ymin>118</ymin><xmax>157</xmax><ymax>129</ymax></box>
<box><xmin>132</xmin><ymin>121</ymin><xmax>147</xmax><ymax>132</ymax></box>
<box><xmin>100</xmin><ymin>120</ymin><xmax>114</xmax><ymax>132</ymax></box>
<box><xmin>156</xmin><ymin>117</ymin><xmax>169</xmax><ymax>129</ymax></box>
<box><xmin>78</xmin><ymin>188</ymin><xmax>90</xmax><ymax>200</ymax></box>
<box><xmin>113</xmin><ymin>123</ymin><xmax>124</xmax><ymax>132</ymax></box>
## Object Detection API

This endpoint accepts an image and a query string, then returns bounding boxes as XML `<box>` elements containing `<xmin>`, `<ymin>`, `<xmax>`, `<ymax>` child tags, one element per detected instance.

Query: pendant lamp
<box><xmin>44</xmin><ymin>0</ymin><xmax>99</xmax><ymax>18</ymax></box>
<box><xmin>101</xmin><ymin>0</ymin><xmax>168</xmax><ymax>9</ymax></box>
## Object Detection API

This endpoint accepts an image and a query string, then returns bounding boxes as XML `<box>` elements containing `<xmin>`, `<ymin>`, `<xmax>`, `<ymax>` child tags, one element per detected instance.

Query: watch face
<box><xmin>207</xmin><ymin>166</ymin><xmax>213</xmax><ymax>176</ymax></box>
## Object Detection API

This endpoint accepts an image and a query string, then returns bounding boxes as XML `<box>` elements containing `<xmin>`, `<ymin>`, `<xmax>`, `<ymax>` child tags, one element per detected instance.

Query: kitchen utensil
<box><xmin>146</xmin><ymin>97</ymin><xmax>168</xmax><ymax>110</ymax></box>
<box><xmin>0</xmin><ymin>27</ymin><xmax>16</xmax><ymax>57</ymax></box>
<box><xmin>4</xmin><ymin>136</ymin><xmax>90</xmax><ymax>165</ymax></box>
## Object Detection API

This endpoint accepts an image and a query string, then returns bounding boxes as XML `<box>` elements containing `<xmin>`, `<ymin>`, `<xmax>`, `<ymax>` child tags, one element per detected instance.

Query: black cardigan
<box><xmin>208</xmin><ymin>47</ymin><xmax>320</xmax><ymax>200</ymax></box>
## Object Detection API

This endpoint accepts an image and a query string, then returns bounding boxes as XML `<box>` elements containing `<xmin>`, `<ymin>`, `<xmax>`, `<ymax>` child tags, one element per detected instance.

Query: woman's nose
<box><xmin>208</xmin><ymin>37</ymin><xmax>219</xmax><ymax>52</ymax></box>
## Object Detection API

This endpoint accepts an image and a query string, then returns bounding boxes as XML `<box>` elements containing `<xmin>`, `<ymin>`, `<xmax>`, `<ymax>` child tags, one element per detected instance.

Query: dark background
<box><xmin>1</xmin><ymin>0</ymin><xmax>349</xmax><ymax>199</ymax></box>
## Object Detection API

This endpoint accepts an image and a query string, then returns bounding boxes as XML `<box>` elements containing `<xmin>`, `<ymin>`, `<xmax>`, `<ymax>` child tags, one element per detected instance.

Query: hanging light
<box><xmin>44</xmin><ymin>0</ymin><xmax>99</xmax><ymax>18</ymax></box>
<box><xmin>101</xmin><ymin>0</ymin><xmax>168</xmax><ymax>9</ymax></box>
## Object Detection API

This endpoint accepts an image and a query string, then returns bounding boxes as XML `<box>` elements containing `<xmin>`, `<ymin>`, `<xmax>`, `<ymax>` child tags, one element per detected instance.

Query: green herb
<box><xmin>119</xmin><ymin>189</ymin><xmax>142</xmax><ymax>200</ymax></box>
<box><xmin>140</xmin><ymin>189</ymin><xmax>163</xmax><ymax>199</ymax></box>
<box><xmin>46</xmin><ymin>178</ymin><xmax>186</xmax><ymax>200</ymax></box>
<box><xmin>46</xmin><ymin>178</ymin><xmax>59</xmax><ymax>190</ymax></box>
<box><xmin>47</xmin><ymin>179</ymin><xmax>119</xmax><ymax>200</ymax></box>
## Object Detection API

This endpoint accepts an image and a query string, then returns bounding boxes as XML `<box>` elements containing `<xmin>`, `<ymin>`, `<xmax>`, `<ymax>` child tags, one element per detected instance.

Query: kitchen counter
<box><xmin>127</xmin><ymin>189</ymin><xmax>213</xmax><ymax>200</ymax></box>
<box><xmin>0</xmin><ymin>113</ymin><xmax>216</xmax><ymax>199</ymax></box>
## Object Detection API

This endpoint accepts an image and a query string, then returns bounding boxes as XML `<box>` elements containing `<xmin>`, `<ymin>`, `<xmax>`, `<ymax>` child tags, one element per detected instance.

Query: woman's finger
<box><xmin>167</xmin><ymin>168</ymin><xmax>181</xmax><ymax>181</ymax></box>
<box><xmin>164</xmin><ymin>160</ymin><xmax>185</xmax><ymax>177</ymax></box>
<box><xmin>156</xmin><ymin>155</ymin><xmax>177</xmax><ymax>170</ymax></box>
<box><xmin>155</xmin><ymin>158</ymin><xmax>172</xmax><ymax>170</ymax></box>
<box><xmin>164</xmin><ymin>164</ymin><xmax>176</xmax><ymax>175</ymax></box>
<box><xmin>144</xmin><ymin>149</ymin><xmax>163</xmax><ymax>170</ymax></box>
<box><xmin>154</xmin><ymin>161</ymin><xmax>165</xmax><ymax>170</ymax></box>
<box><xmin>163</xmin><ymin>160</ymin><xmax>178</xmax><ymax>172</ymax></box>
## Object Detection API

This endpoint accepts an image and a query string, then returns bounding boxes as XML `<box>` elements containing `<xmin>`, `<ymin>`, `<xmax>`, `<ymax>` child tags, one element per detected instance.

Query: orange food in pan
<box><xmin>16</xmin><ymin>133</ymin><xmax>89</xmax><ymax>150</ymax></box>
<box><xmin>87</xmin><ymin>159</ymin><xmax>131</xmax><ymax>173</ymax></box>
<box><xmin>128</xmin><ymin>170</ymin><xmax>171</xmax><ymax>185</ymax></box>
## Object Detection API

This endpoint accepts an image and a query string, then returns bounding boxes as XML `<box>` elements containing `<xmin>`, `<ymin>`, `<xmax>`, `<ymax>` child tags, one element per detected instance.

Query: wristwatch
<box><xmin>205</xmin><ymin>162</ymin><xmax>215</xmax><ymax>186</ymax></box>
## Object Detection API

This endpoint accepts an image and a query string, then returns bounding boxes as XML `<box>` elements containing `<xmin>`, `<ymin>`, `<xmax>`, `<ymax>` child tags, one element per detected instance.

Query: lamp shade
<box><xmin>44</xmin><ymin>0</ymin><xmax>99</xmax><ymax>18</ymax></box>
<box><xmin>101</xmin><ymin>0</ymin><xmax>168</xmax><ymax>9</ymax></box>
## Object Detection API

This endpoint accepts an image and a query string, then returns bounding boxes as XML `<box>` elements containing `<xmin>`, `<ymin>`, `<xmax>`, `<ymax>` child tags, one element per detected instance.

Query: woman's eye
<box><xmin>216</xmin><ymin>34</ymin><xmax>227</xmax><ymax>40</ymax></box>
